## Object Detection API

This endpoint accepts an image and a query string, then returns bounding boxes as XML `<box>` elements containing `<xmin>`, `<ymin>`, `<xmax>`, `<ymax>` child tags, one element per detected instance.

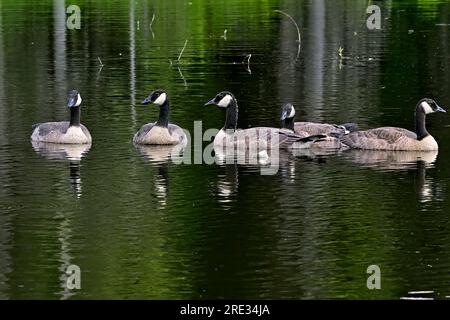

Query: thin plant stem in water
<box><xmin>178</xmin><ymin>66</ymin><xmax>187</xmax><ymax>88</ymax></box>
<box><xmin>221</xmin><ymin>29</ymin><xmax>227</xmax><ymax>40</ymax></box>
<box><xmin>275</xmin><ymin>9</ymin><xmax>301</xmax><ymax>59</ymax></box>
<box><xmin>149</xmin><ymin>13</ymin><xmax>155</xmax><ymax>39</ymax></box>
<box><xmin>338</xmin><ymin>46</ymin><xmax>344</xmax><ymax>59</ymax></box>
<box><xmin>178</xmin><ymin>39</ymin><xmax>188</xmax><ymax>63</ymax></box>
<box><xmin>97</xmin><ymin>57</ymin><xmax>104</xmax><ymax>74</ymax></box>
<box><xmin>150</xmin><ymin>13</ymin><xmax>155</xmax><ymax>28</ymax></box>
<box><xmin>243</xmin><ymin>54</ymin><xmax>252</xmax><ymax>74</ymax></box>
<box><xmin>338</xmin><ymin>46</ymin><xmax>347</xmax><ymax>69</ymax></box>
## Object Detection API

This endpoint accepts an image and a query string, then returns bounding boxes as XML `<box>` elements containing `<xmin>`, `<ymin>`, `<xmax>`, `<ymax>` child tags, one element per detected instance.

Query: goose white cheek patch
<box><xmin>218</xmin><ymin>94</ymin><xmax>232</xmax><ymax>108</ymax></box>
<box><xmin>422</xmin><ymin>101</ymin><xmax>433</xmax><ymax>114</ymax></box>
<box><xmin>288</xmin><ymin>107</ymin><xmax>295</xmax><ymax>118</ymax></box>
<box><xmin>154</xmin><ymin>93</ymin><xmax>166</xmax><ymax>105</ymax></box>
<box><xmin>75</xmin><ymin>94</ymin><xmax>82</xmax><ymax>107</ymax></box>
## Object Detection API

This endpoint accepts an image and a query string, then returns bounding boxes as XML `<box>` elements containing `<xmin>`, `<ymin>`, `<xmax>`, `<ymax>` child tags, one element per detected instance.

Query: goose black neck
<box><xmin>415</xmin><ymin>108</ymin><xmax>429</xmax><ymax>140</ymax></box>
<box><xmin>224</xmin><ymin>100</ymin><xmax>238</xmax><ymax>130</ymax></box>
<box><xmin>281</xmin><ymin>117</ymin><xmax>295</xmax><ymax>132</ymax></box>
<box><xmin>69</xmin><ymin>107</ymin><xmax>81</xmax><ymax>127</ymax></box>
<box><xmin>156</xmin><ymin>101</ymin><xmax>170</xmax><ymax>127</ymax></box>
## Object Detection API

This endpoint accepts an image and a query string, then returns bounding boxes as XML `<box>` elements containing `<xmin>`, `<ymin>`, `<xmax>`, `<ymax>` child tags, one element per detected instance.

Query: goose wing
<box><xmin>380</xmin><ymin>127</ymin><xmax>417</xmax><ymax>139</ymax></box>
<box><xmin>294</xmin><ymin>122</ymin><xmax>345</xmax><ymax>137</ymax></box>
<box><xmin>168</xmin><ymin>123</ymin><xmax>187</xmax><ymax>144</ymax></box>
<box><xmin>133</xmin><ymin>123</ymin><xmax>156</xmax><ymax>144</ymax></box>
<box><xmin>227</xmin><ymin>127</ymin><xmax>324</xmax><ymax>148</ymax></box>
<box><xmin>227</xmin><ymin>127</ymin><xmax>288</xmax><ymax>148</ymax></box>
<box><xmin>31</xmin><ymin>121</ymin><xmax>91</xmax><ymax>144</ymax></box>
<box><xmin>340</xmin><ymin>127</ymin><xmax>417</xmax><ymax>149</ymax></box>
<box><xmin>32</xmin><ymin>121</ymin><xmax>70</xmax><ymax>137</ymax></box>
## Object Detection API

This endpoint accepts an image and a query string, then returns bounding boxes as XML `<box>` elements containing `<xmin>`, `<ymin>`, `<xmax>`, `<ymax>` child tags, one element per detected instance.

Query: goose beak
<box><xmin>436</xmin><ymin>105</ymin><xmax>446</xmax><ymax>113</ymax></box>
<box><xmin>142</xmin><ymin>96</ymin><xmax>152</xmax><ymax>105</ymax></box>
<box><xmin>204</xmin><ymin>99</ymin><xmax>216</xmax><ymax>106</ymax></box>
<box><xmin>280</xmin><ymin>110</ymin><xmax>289</xmax><ymax>121</ymax></box>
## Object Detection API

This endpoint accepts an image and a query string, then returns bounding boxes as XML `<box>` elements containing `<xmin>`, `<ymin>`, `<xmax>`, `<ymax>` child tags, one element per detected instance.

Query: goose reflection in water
<box><xmin>152</xmin><ymin>163</ymin><xmax>169</xmax><ymax>208</ymax></box>
<box><xmin>31</xmin><ymin>141</ymin><xmax>91</xmax><ymax>198</ymax></box>
<box><xmin>134</xmin><ymin>143</ymin><xmax>186</xmax><ymax>164</ymax></box>
<box><xmin>342</xmin><ymin>149</ymin><xmax>439</xmax><ymax>204</ymax></box>
<box><xmin>213</xmin><ymin>145</ymin><xmax>283</xmax><ymax>176</ymax></box>
<box><xmin>31</xmin><ymin>141</ymin><xmax>91</xmax><ymax>299</ymax></box>
<box><xmin>341</xmin><ymin>150</ymin><xmax>438</xmax><ymax>171</ymax></box>
<box><xmin>290</xmin><ymin>147</ymin><xmax>344</xmax><ymax>159</ymax></box>
<box><xmin>215</xmin><ymin>163</ymin><xmax>239</xmax><ymax>208</ymax></box>
<box><xmin>134</xmin><ymin>145</ymin><xmax>182</xmax><ymax>209</ymax></box>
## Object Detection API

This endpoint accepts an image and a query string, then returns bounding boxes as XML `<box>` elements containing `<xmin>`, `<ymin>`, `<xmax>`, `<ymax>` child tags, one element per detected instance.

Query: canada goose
<box><xmin>31</xmin><ymin>90</ymin><xmax>92</xmax><ymax>144</ymax></box>
<box><xmin>133</xmin><ymin>90</ymin><xmax>187</xmax><ymax>146</ymax></box>
<box><xmin>204</xmin><ymin>91</ymin><xmax>325</xmax><ymax>153</ymax></box>
<box><xmin>280</xmin><ymin>103</ymin><xmax>357</xmax><ymax>149</ymax></box>
<box><xmin>340</xmin><ymin>98</ymin><xmax>446</xmax><ymax>151</ymax></box>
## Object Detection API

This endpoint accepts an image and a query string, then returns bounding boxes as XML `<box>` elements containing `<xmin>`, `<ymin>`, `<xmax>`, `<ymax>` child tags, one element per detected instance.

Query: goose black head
<box><xmin>142</xmin><ymin>89</ymin><xmax>167</xmax><ymax>106</ymax></box>
<box><xmin>418</xmin><ymin>98</ymin><xmax>446</xmax><ymax>114</ymax></box>
<box><xmin>280</xmin><ymin>103</ymin><xmax>296</xmax><ymax>121</ymax></box>
<box><xmin>205</xmin><ymin>91</ymin><xmax>236</xmax><ymax>108</ymax></box>
<box><xmin>67</xmin><ymin>90</ymin><xmax>82</xmax><ymax>108</ymax></box>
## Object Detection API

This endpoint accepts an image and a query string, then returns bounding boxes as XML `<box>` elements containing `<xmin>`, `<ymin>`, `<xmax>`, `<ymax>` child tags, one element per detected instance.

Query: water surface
<box><xmin>0</xmin><ymin>0</ymin><xmax>450</xmax><ymax>299</ymax></box>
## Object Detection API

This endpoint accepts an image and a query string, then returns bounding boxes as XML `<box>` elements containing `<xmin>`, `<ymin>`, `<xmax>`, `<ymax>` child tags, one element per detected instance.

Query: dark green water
<box><xmin>1</xmin><ymin>0</ymin><xmax>450</xmax><ymax>299</ymax></box>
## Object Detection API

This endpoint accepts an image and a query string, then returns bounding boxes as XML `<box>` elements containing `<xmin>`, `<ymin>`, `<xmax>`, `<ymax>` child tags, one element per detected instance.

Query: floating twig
<box><xmin>243</xmin><ymin>54</ymin><xmax>252</xmax><ymax>74</ymax></box>
<box><xmin>149</xmin><ymin>13</ymin><xmax>155</xmax><ymax>39</ymax></box>
<box><xmin>221</xmin><ymin>29</ymin><xmax>227</xmax><ymax>40</ymax></box>
<box><xmin>96</xmin><ymin>57</ymin><xmax>104</xmax><ymax>76</ymax></box>
<box><xmin>338</xmin><ymin>47</ymin><xmax>344</xmax><ymax>69</ymax></box>
<box><xmin>338</xmin><ymin>47</ymin><xmax>344</xmax><ymax>59</ymax></box>
<box><xmin>178</xmin><ymin>39</ymin><xmax>188</xmax><ymax>62</ymax></box>
<box><xmin>178</xmin><ymin>67</ymin><xmax>187</xmax><ymax>88</ymax></box>
<box><xmin>275</xmin><ymin>10</ymin><xmax>301</xmax><ymax>58</ymax></box>
<box><xmin>150</xmin><ymin>13</ymin><xmax>155</xmax><ymax>28</ymax></box>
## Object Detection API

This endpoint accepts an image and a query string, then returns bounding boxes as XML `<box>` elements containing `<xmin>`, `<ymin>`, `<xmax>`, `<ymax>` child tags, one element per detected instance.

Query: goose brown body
<box><xmin>206</xmin><ymin>92</ymin><xmax>325</xmax><ymax>154</ymax></box>
<box><xmin>31</xmin><ymin>122</ymin><xmax>91</xmax><ymax>144</ymax></box>
<box><xmin>133</xmin><ymin>123</ymin><xmax>186</xmax><ymax>145</ymax></box>
<box><xmin>279</xmin><ymin>103</ymin><xmax>356</xmax><ymax>149</ymax></box>
<box><xmin>31</xmin><ymin>90</ymin><xmax>91</xmax><ymax>144</ymax></box>
<box><xmin>340</xmin><ymin>127</ymin><xmax>438</xmax><ymax>151</ymax></box>
<box><xmin>134</xmin><ymin>90</ymin><xmax>187</xmax><ymax>146</ymax></box>
<box><xmin>340</xmin><ymin>99</ymin><xmax>446</xmax><ymax>151</ymax></box>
